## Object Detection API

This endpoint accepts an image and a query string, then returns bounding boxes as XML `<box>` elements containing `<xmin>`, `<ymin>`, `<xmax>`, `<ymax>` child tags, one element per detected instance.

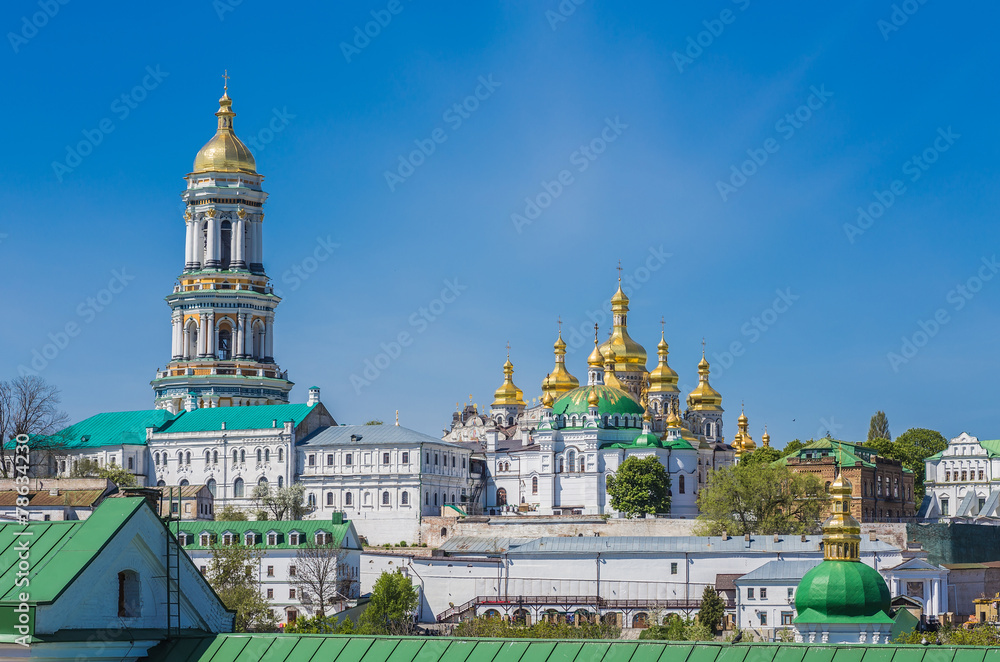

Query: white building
<box><xmin>173</xmin><ymin>516</ymin><xmax>362</xmax><ymax>625</ymax></box>
<box><xmin>298</xmin><ymin>424</ymin><xmax>475</xmax><ymax>544</ymax></box>
<box><xmin>921</xmin><ymin>432</ymin><xmax>1000</xmax><ymax>520</ymax></box>
<box><xmin>362</xmin><ymin>533</ymin><xmax>903</xmax><ymax>625</ymax></box>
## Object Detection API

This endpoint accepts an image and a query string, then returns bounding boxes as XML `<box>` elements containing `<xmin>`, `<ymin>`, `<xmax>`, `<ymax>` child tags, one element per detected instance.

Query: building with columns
<box><xmin>151</xmin><ymin>84</ymin><xmax>293</xmax><ymax>412</ymax></box>
<box><xmin>920</xmin><ymin>432</ymin><xmax>1000</xmax><ymax>520</ymax></box>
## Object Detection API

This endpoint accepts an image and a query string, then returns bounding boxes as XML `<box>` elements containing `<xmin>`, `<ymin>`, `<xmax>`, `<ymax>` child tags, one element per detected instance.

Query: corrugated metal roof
<box><xmin>23</xmin><ymin>409</ymin><xmax>178</xmax><ymax>449</ymax></box>
<box><xmin>140</xmin><ymin>636</ymin><xmax>1000</xmax><ymax>662</ymax></box>
<box><xmin>0</xmin><ymin>489</ymin><xmax>105</xmax><ymax>508</ymax></box>
<box><xmin>735</xmin><ymin>560</ymin><xmax>821</xmax><ymax>583</ymax></box>
<box><xmin>171</xmin><ymin>519</ymin><xmax>356</xmax><ymax>550</ymax></box>
<box><xmin>158</xmin><ymin>403</ymin><xmax>316</xmax><ymax>434</ymax></box>
<box><xmin>503</xmin><ymin>535</ymin><xmax>898</xmax><ymax>555</ymax></box>
<box><xmin>0</xmin><ymin>497</ymin><xmax>147</xmax><ymax>604</ymax></box>
<box><xmin>298</xmin><ymin>425</ymin><xmax>464</xmax><ymax>447</ymax></box>
<box><xmin>437</xmin><ymin>536</ymin><xmax>535</xmax><ymax>554</ymax></box>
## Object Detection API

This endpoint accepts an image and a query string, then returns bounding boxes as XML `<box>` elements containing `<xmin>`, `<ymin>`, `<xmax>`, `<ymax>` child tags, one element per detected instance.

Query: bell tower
<box><xmin>151</xmin><ymin>77</ymin><xmax>293</xmax><ymax>412</ymax></box>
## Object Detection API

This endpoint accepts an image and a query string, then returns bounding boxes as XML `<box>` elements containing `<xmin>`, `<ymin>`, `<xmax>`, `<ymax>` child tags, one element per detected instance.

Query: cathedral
<box><xmin>446</xmin><ymin>279</ymin><xmax>769</xmax><ymax>517</ymax></box>
<box><xmin>150</xmin><ymin>81</ymin><xmax>293</xmax><ymax>412</ymax></box>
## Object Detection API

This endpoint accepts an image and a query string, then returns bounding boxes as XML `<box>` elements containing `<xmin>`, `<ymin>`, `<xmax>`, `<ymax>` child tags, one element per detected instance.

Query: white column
<box><xmin>234</xmin><ymin>314</ymin><xmax>243</xmax><ymax>359</ymax></box>
<box><xmin>195</xmin><ymin>221</ymin><xmax>205</xmax><ymax>268</ymax></box>
<box><xmin>208</xmin><ymin>312</ymin><xmax>216</xmax><ymax>358</ymax></box>
<box><xmin>184</xmin><ymin>221</ymin><xmax>195</xmax><ymax>268</ymax></box>
<box><xmin>172</xmin><ymin>314</ymin><xmax>182</xmax><ymax>359</ymax></box>
<box><xmin>205</xmin><ymin>215</ymin><xmax>220</xmax><ymax>268</ymax></box>
<box><xmin>233</xmin><ymin>219</ymin><xmax>245</xmax><ymax>268</ymax></box>
<box><xmin>183</xmin><ymin>325</ymin><xmax>191</xmax><ymax>360</ymax></box>
<box><xmin>264</xmin><ymin>314</ymin><xmax>274</xmax><ymax>360</ymax></box>
<box><xmin>254</xmin><ymin>221</ymin><xmax>263</xmax><ymax>266</ymax></box>
<box><xmin>199</xmin><ymin>314</ymin><xmax>208</xmax><ymax>357</ymax></box>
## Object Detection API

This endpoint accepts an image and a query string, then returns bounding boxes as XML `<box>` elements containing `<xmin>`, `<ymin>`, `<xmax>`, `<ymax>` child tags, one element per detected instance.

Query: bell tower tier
<box><xmin>151</xmin><ymin>83</ymin><xmax>293</xmax><ymax>412</ymax></box>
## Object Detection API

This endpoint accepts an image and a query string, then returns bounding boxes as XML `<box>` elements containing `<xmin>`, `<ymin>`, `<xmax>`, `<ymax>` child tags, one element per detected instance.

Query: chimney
<box><xmin>744</xmin><ymin>533</ymin><xmax>751</xmax><ymax>542</ymax></box>
<box><xmin>869</xmin><ymin>532</ymin><xmax>877</xmax><ymax>541</ymax></box>
<box><xmin>221</xmin><ymin>422</ymin><xmax>226</xmax><ymax>430</ymax></box>
<box><xmin>722</xmin><ymin>530</ymin><xmax>728</xmax><ymax>540</ymax></box>
<box><xmin>801</xmin><ymin>534</ymin><xmax>807</xmax><ymax>543</ymax></box>
<box><xmin>773</xmin><ymin>534</ymin><xmax>779</xmax><ymax>543</ymax></box>
<box><xmin>272</xmin><ymin>419</ymin><xmax>278</xmax><ymax>428</ymax></box>
<box><xmin>184</xmin><ymin>392</ymin><xmax>197</xmax><ymax>412</ymax></box>
<box><xmin>307</xmin><ymin>386</ymin><xmax>321</xmax><ymax>406</ymax></box>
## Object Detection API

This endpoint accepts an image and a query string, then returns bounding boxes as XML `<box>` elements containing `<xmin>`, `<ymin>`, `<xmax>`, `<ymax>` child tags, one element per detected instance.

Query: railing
<box><xmin>437</xmin><ymin>595</ymin><xmax>703</xmax><ymax>622</ymax></box>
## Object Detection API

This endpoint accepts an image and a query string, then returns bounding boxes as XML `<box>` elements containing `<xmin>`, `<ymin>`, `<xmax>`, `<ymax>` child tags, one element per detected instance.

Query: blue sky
<box><xmin>2</xmin><ymin>1</ymin><xmax>998</xmax><ymax>445</ymax></box>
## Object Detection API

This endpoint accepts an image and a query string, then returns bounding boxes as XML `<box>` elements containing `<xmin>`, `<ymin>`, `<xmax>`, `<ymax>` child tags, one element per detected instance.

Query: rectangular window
<box><xmin>383</xmin><ymin>452</ymin><xmax>390</xmax><ymax>464</ymax></box>
<box><xmin>781</xmin><ymin>611</ymin><xmax>793</xmax><ymax>625</ymax></box>
<box><xmin>289</xmin><ymin>565</ymin><xmax>296</xmax><ymax>577</ymax></box>
<box><xmin>760</xmin><ymin>588</ymin><xmax>767</xmax><ymax>599</ymax></box>
<box><xmin>345</xmin><ymin>454</ymin><xmax>353</xmax><ymax>466</ymax></box>
<box><xmin>759</xmin><ymin>612</ymin><xmax>767</xmax><ymax>626</ymax></box>
<box><xmin>435</xmin><ymin>454</ymin><xmax>439</xmax><ymax>465</ymax></box>
<box><xmin>941</xmin><ymin>499</ymin><xmax>949</xmax><ymax>516</ymax></box>
<box><xmin>267</xmin><ymin>565</ymin><xmax>274</xmax><ymax>577</ymax></box>
<box><xmin>945</xmin><ymin>471</ymin><xmax>951</xmax><ymax>481</ymax></box>
<box><xmin>308</xmin><ymin>454</ymin><xmax>315</xmax><ymax>467</ymax></box>
<box><xmin>787</xmin><ymin>588</ymin><xmax>794</xmax><ymax>599</ymax></box>
<box><xmin>199</xmin><ymin>566</ymin><xmax>206</xmax><ymax>574</ymax></box>
<box><xmin>327</xmin><ymin>454</ymin><xmax>334</xmax><ymax>466</ymax></box>
<box><xmin>402</xmin><ymin>451</ymin><xmax>409</xmax><ymax>464</ymax></box>
<box><xmin>980</xmin><ymin>470</ymin><xmax>985</xmax><ymax>481</ymax></box>
<box><xmin>670</xmin><ymin>562</ymin><xmax>678</xmax><ymax>575</ymax></box>
<box><xmin>747</xmin><ymin>588</ymin><xmax>755</xmax><ymax>599</ymax></box>
<box><xmin>267</xmin><ymin>588</ymin><xmax>273</xmax><ymax>599</ymax></box>
<box><xmin>962</xmin><ymin>471</ymin><xmax>968</xmax><ymax>481</ymax></box>
<box><xmin>289</xmin><ymin>589</ymin><xmax>296</xmax><ymax>599</ymax></box>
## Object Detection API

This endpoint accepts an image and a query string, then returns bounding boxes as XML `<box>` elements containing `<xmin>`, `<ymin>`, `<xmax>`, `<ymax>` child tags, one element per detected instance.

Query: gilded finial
<box><xmin>222</xmin><ymin>69</ymin><xmax>230</xmax><ymax>94</ymax></box>
<box><xmin>395</xmin><ymin>409</ymin><xmax>399</xmax><ymax>426</ymax></box>
<box><xmin>557</xmin><ymin>316</ymin><xmax>562</xmax><ymax>332</ymax></box>
<box><xmin>616</xmin><ymin>260</ymin><xmax>623</xmax><ymax>283</ymax></box>
<box><xmin>661</xmin><ymin>316</ymin><xmax>665</xmax><ymax>334</ymax></box>
<box><xmin>701</xmin><ymin>337</ymin><xmax>706</xmax><ymax>357</ymax></box>
<box><xmin>506</xmin><ymin>341</ymin><xmax>510</xmax><ymax>360</ymax></box>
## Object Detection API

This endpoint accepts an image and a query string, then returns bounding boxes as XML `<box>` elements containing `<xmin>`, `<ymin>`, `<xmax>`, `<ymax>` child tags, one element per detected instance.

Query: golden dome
<box><xmin>648</xmin><ymin>330</ymin><xmax>679</xmax><ymax>394</ymax></box>
<box><xmin>587</xmin><ymin>336</ymin><xmax>604</xmax><ymax>368</ymax></box>
<box><xmin>587</xmin><ymin>386</ymin><xmax>600</xmax><ymax>408</ymax></box>
<box><xmin>192</xmin><ymin>91</ymin><xmax>257</xmax><ymax>174</ymax></box>
<box><xmin>542</xmin><ymin>328</ymin><xmax>580</xmax><ymax>398</ymax></box>
<box><xmin>541</xmin><ymin>389</ymin><xmax>554</xmax><ymax>409</ymax></box>
<box><xmin>599</xmin><ymin>280</ymin><xmax>647</xmax><ymax>371</ymax></box>
<box><xmin>687</xmin><ymin>352</ymin><xmax>723</xmax><ymax>412</ymax></box>
<box><xmin>492</xmin><ymin>355</ymin><xmax>526</xmax><ymax>407</ymax></box>
<box><xmin>603</xmin><ymin>347</ymin><xmax>624</xmax><ymax>390</ymax></box>
<box><xmin>762</xmin><ymin>426</ymin><xmax>771</xmax><ymax>448</ymax></box>
<box><xmin>731</xmin><ymin>404</ymin><xmax>755</xmax><ymax>456</ymax></box>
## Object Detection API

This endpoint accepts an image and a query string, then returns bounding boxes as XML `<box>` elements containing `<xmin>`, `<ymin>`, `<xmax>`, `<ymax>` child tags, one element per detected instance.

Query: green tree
<box><xmin>358</xmin><ymin>571</ymin><xmax>418</xmax><ymax>635</ymax></box>
<box><xmin>780</xmin><ymin>439</ymin><xmax>808</xmax><ymax>458</ymax></box>
<box><xmin>284</xmin><ymin>614</ymin><xmax>355</xmax><ymax>634</ymax></box>
<box><xmin>96</xmin><ymin>465</ymin><xmax>138</xmax><ymax>488</ymax></box>
<box><xmin>697</xmin><ymin>584</ymin><xmax>726</xmax><ymax>632</ymax></box>
<box><xmin>251</xmin><ymin>482</ymin><xmax>310</xmax><ymax>521</ymax></box>
<box><xmin>206</xmin><ymin>541</ymin><xmax>275</xmax><ymax>632</ymax></box>
<box><xmin>453</xmin><ymin>616</ymin><xmax>619</xmax><ymax>639</ymax></box>
<box><xmin>364</xmin><ymin>420</ymin><xmax>384</xmax><ymax>425</ymax></box>
<box><xmin>868</xmin><ymin>411</ymin><xmax>891</xmax><ymax>441</ymax></box>
<box><xmin>862</xmin><ymin>428</ymin><xmax>947</xmax><ymax>499</ymax></box>
<box><xmin>606</xmin><ymin>456</ymin><xmax>671</xmax><ymax>518</ymax></box>
<box><xmin>70</xmin><ymin>458</ymin><xmax>100</xmax><ymax>477</ymax></box>
<box><xmin>215</xmin><ymin>504</ymin><xmax>249</xmax><ymax>521</ymax></box>
<box><xmin>696</xmin><ymin>462</ymin><xmax>825</xmax><ymax>535</ymax></box>
<box><xmin>638</xmin><ymin>614</ymin><xmax>714</xmax><ymax>641</ymax></box>
<box><xmin>739</xmin><ymin>446</ymin><xmax>782</xmax><ymax>466</ymax></box>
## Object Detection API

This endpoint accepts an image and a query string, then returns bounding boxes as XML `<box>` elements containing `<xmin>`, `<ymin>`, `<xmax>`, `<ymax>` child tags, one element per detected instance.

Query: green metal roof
<box><xmin>140</xmin><ymin>637</ymin><xmax>1000</xmax><ymax>662</ymax></box>
<box><xmin>158</xmin><ymin>403</ymin><xmax>316</xmax><ymax>433</ymax></box>
<box><xmin>171</xmin><ymin>519</ymin><xmax>357</xmax><ymax>550</ymax></box>
<box><xmin>0</xmin><ymin>497</ymin><xmax>146</xmax><ymax>605</ymax></box>
<box><xmin>9</xmin><ymin>409</ymin><xmax>178</xmax><ymax>449</ymax></box>
<box><xmin>776</xmin><ymin>439</ymin><xmax>876</xmax><ymax>469</ymax></box>
<box><xmin>552</xmin><ymin>385</ymin><xmax>644</xmax><ymax>421</ymax></box>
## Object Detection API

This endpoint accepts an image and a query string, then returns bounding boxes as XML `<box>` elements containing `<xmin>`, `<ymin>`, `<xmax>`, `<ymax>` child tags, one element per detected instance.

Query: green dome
<box><xmin>552</xmin><ymin>384</ymin><xmax>644</xmax><ymax>422</ymax></box>
<box><xmin>794</xmin><ymin>560</ymin><xmax>893</xmax><ymax>624</ymax></box>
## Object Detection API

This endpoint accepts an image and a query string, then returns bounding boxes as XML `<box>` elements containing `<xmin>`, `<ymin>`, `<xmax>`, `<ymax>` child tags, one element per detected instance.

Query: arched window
<box><xmin>213</xmin><ymin>450</ymin><xmax>218</xmax><ymax>464</ymax></box>
<box><xmin>220</xmin><ymin>220</ymin><xmax>232</xmax><ymax>270</ymax></box>
<box><xmin>264</xmin><ymin>449</ymin><xmax>270</xmax><ymax>462</ymax></box>
<box><xmin>326</xmin><ymin>492</ymin><xmax>334</xmax><ymax>506</ymax></box>
<box><xmin>425</xmin><ymin>492</ymin><xmax>429</xmax><ymax>505</ymax></box>
<box><xmin>277</xmin><ymin>476</ymin><xmax>284</xmax><ymax>488</ymax></box>
<box><xmin>177</xmin><ymin>451</ymin><xmax>183</xmax><ymax>463</ymax></box>
<box><xmin>233</xmin><ymin>450</ymin><xmax>238</xmax><ymax>464</ymax></box>
<box><xmin>382</xmin><ymin>491</ymin><xmax>390</xmax><ymax>505</ymax></box>
<box><xmin>433</xmin><ymin>493</ymin><xmax>438</xmax><ymax>506</ymax></box>
<box><xmin>118</xmin><ymin>570</ymin><xmax>141</xmax><ymax>618</ymax></box>
<box><xmin>185</xmin><ymin>451</ymin><xmax>191</xmax><ymax>465</ymax></box>
<box><xmin>205</xmin><ymin>450</ymin><xmax>211</xmax><ymax>464</ymax></box>
<box><xmin>345</xmin><ymin>492</ymin><xmax>353</xmax><ymax>506</ymax></box>
<box><xmin>567</xmin><ymin>449</ymin><xmax>576</xmax><ymax>473</ymax></box>
<box><xmin>127</xmin><ymin>457</ymin><xmax>134</xmax><ymax>470</ymax></box>
<box><xmin>277</xmin><ymin>448</ymin><xmax>284</xmax><ymax>462</ymax></box>
<box><xmin>532</xmin><ymin>476</ymin><xmax>538</xmax><ymax>494</ymax></box>
<box><xmin>179</xmin><ymin>479</ymin><xmax>189</xmax><ymax>487</ymax></box>
<box><xmin>497</xmin><ymin>488</ymin><xmax>507</xmax><ymax>506</ymax></box>
<box><xmin>679</xmin><ymin>475</ymin><xmax>685</xmax><ymax>494</ymax></box>
<box><xmin>157</xmin><ymin>480</ymin><xmax>166</xmax><ymax>487</ymax></box>
<box><xmin>558</xmin><ymin>457</ymin><xmax>564</xmax><ymax>473</ymax></box>
<box><xmin>308</xmin><ymin>493</ymin><xmax>316</xmax><ymax>507</ymax></box>
<box><xmin>217</xmin><ymin>327</ymin><xmax>232</xmax><ymax>360</ymax></box>
<box><xmin>451</xmin><ymin>493</ymin><xmax>456</xmax><ymax>503</ymax></box>
<box><xmin>441</xmin><ymin>527</ymin><xmax>448</xmax><ymax>538</ymax></box>
<box><xmin>240</xmin><ymin>449</ymin><xmax>246</xmax><ymax>464</ymax></box>
<box><xmin>233</xmin><ymin>478</ymin><xmax>244</xmax><ymax>498</ymax></box>
<box><xmin>401</xmin><ymin>491</ymin><xmax>409</xmax><ymax>505</ymax></box>
<box><xmin>207</xmin><ymin>479</ymin><xmax>217</xmax><ymax>497</ymax></box>
<box><xmin>256</xmin><ymin>449</ymin><xmax>262</xmax><ymax>463</ymax></box>
<box><xmin>258</xmin><ymin>476</ymin><xmax>268</xmax><ymax>487</ymax></box>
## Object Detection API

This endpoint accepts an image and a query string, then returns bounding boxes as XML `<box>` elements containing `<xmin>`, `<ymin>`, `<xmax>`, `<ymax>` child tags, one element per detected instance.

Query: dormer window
<box><xmin>245</xmin><ymin>532</ymin><xmax>257</xmax><ymax>546</ymax></box>
<box><xmin>200</xmin><ymin>533</ymin><xmax>211</xmax><ymax>546</ymax></box>
<box><xmin>289</xmin><ymin>531</ymin><xmax>301</xmax><ymax>545</ymax></box>
<box><xmin>177</xmin><ymin>532</ymin><xmax>189</xmax><ymax>546</ymax></box>
<box><xmin>267</xmin><ymin>532</ymin><xmax>278</xmax><ymax>545</ymax></box>
<box><xmin>315</xmin><ymin>531</ymin><xmax>331</xmax><ymax>545</ymax></box>
<box><xmin>222</xmin><ymin>532</ymin><xmax>237</xmax><ymax>545</ymax></box>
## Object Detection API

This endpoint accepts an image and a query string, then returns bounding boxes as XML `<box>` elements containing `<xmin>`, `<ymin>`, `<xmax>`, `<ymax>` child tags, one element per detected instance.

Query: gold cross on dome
<box><xmin>702</xmin><ymin>337</ymin><xmax>706</xmax><ymax>355</ymax></box>
<box><xmin>617</xmin><ymin>260</ymin><xmax>623</xmax><ymax>282</ymax></box>
<box><xmin>661</xmin><ymin>316</ymin><xmax>665</xmax><ymax>334</ymax></box>
<box><xmin>506</xmin><ymin>341</ymin><xmax>510</xmax><ymax>358</ymax></box>
<box><xmin>222</xmin><ymin>70</ymin><xmax>230</xmax><ymax>92</ymax></box>
<box><xmin>557</xmin><ymin>316</ymin><xmax>562</xmax><ymax>332</ymax></box>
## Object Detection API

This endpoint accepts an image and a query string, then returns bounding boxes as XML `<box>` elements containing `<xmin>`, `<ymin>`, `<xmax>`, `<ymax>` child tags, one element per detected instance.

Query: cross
<box><xmin>593</xmin><ymin>323</ymin><xmax>599</xmax><ymax>342</ymax></box>
<box><xmin>660</xmin><ymin>316</ymin><xmax>665</xmax><ymax>335</ymax></box>
<box><xmin>616</xmin><ymin>260</ymin><xmax>622</xmax><ymax>282</ymax></box>
<box><xmin>222</xmin><ymin>70</ymin><xmax>230</xmax><ymax>92</ymax></box>
<box><xmin>506</xmin><ymin>341</ymin><xmax>510</xmax><ymax>358</ymax></box>
<box><xmin>557</xmin><ymin>316</ymin><xmax>562</xmax><ymax>332</ymax></box>
<box><xmin>701</xmin><ymin>337</ymin><xmax>706</xmax><ymax>355</ymax></box>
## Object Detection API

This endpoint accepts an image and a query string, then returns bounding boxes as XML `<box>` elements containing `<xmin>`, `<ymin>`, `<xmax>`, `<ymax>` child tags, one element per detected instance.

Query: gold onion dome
<box><xmin>822</xmin><ymin>473</ymin><xmax>862</xmax><ymax>560</ymax></box>
<box><xmin>732</xmin><ymin>404</ymin><xmax>756</xmax><ymax>456</ymax></box>
<box><xmin>687</xmin><ymin>352</ymin><xmax>723</xmax><ymax>412</ymax></box>
<box><xmin>542</xmin><ymin>328</ymin><xmax>580</xmax><ymax>398</ymax></box>
<box><xmin>599</xmin><ymin>280</ymin><xmax>648</xmax><ymax>370</ymax></box>
<box><xmin>541</xmin><ymin>388</ymin><xmax>554</xmax><ymax>409</ymax></box>
<box><xmin>587</xmin><ymin>386</ymin><xmax>600</xmax><ymax>408</ymax></box>
<box><xmin>603</xmin><ymin>347</ymin><xmax>624</xmax><ymax>391</ymax></box>
<box><xmin>762</xmin><ymin>426</ymin><xmax>771</xmax><ymax>447</ymax></box>
<box><xmin>193</xmin><ymin>87</ymin><xmax>257</xmax><ymax>174</ymax></box>
<box><xmin>587</xmin><ymin>337</ymin><xmax>605</xmax><ymax>368</ymax></box>
<box><xmin>648</xmin><ymin>330</ymin><xmax>679</xmax><ymax>394</ymax></box>
<box><xmin>491</xmin><ymin>355</ymin><xmax>525</xmax><ymax>407</ymax></box>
